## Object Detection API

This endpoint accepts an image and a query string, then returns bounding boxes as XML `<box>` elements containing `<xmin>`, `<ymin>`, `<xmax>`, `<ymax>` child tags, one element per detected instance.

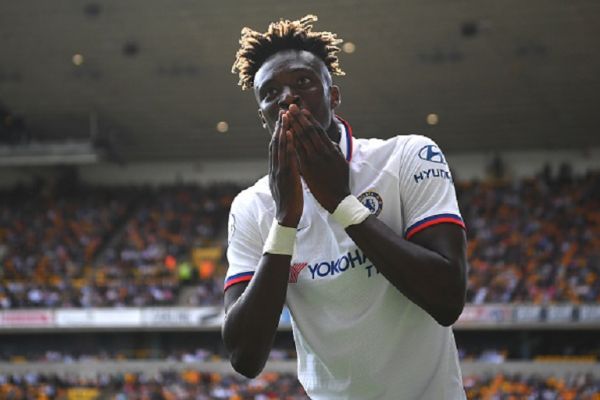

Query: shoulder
<box><xmin>353</xmin><ymin>134</ymin><xmax>436</xmax><ymax>157</ymax></box>
<box><xmin>399</xmin><ymin>134</ymin><xmax>446</xmax><ymax>161</ymax></box>
<box><xmin>230</xmin><ymin>175</ymin><xmax>272</xmax><ymax>216</ymax></box>
<box><xmin>352</xmin><ymin>134</ymin><xmax>440</xmax><ymax>170</ymax></box>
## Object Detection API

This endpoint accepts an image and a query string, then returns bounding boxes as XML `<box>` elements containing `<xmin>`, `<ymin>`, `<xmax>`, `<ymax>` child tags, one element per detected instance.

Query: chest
<box><xmin>286</xmin><ymin>163</ymin><xmax>404</xmax><ymax>298</ymax></box>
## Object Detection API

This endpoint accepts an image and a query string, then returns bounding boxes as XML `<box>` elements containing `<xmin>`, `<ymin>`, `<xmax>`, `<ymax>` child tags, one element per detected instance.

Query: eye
<box><xmin>297</xmin><ymin>76</ymin><xmax>311</xmax><ymax>87</ymax></box>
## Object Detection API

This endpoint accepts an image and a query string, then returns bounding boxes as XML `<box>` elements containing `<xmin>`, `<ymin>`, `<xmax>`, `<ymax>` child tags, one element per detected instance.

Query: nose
<box><xmin>277</xmin><ymin>87</ymin><xmax>301</xmax><ymax>110</ymax></box>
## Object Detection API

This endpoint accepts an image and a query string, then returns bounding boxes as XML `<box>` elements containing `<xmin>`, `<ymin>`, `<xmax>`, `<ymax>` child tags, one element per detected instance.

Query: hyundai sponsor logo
<box><xmin>414</xmin><ymin>168</ymin><xmax>453</xmax><ymax>183</ymax></box>
<box><xmin>418</xmin><ymin>145</ymin><xmax>446</xmax><ymax>164</ymax></box>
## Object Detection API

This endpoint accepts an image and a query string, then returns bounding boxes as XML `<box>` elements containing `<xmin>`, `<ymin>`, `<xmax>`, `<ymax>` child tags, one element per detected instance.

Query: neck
<box><xmin>326</xmin><ymin>116</ymin><xmax>341</xmax><ymax>143</ymax></box>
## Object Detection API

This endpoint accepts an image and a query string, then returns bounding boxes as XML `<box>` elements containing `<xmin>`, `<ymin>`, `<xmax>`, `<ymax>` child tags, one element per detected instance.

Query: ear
<box><xmin>330</xmin><ymin>85</ymin><xmax>341</xmax><ymax>109</ymax></box>
<box><xmin>258</xmin><ymin>109</ymin><xmax>268</xmax><ymax>129</ymax></box>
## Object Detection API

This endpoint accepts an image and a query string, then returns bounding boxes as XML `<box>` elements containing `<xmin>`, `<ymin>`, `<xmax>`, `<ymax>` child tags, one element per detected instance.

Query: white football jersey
<box><xmin>225</xmin><ymin>118</ymin><xmax>466</xmax><ymax>399</ymax></box>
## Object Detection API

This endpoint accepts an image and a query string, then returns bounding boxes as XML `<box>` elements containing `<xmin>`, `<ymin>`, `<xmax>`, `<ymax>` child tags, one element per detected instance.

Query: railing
<box><xmin>0</xmin><ymin>360</ymin><xmax>598</xmax><ymax>379</ymax></box>
<box><xmin>1</xmin><ymin>304</ymin><xmax>599</xmax><ymax>332</ymax></box>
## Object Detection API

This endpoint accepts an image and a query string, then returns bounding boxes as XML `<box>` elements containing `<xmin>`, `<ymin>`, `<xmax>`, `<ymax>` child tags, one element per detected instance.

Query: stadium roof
<box><xmin>1</xmin><ymin>0</ymin><xmax>599</xmax><ymax>162</ymax></box>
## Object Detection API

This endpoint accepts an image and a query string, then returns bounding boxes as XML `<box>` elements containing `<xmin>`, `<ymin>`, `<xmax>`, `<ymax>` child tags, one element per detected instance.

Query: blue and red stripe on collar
<box><xmin>224</xmin><ymin>271</ymin><xmax>254</xmax><ymax>291</ymax></box>
<box><xmin>404</xmin><ymin>213</ymin><xmax>465</xmax><ymax>239</ymax></box>
<box><xmin>336</xmin><ymin>115</ymin><xmax>353</xmax><ymax>162</ymax></box>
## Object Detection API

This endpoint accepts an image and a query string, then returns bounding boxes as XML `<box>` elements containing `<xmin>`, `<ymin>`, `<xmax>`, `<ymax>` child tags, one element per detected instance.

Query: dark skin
<box><xmin>222</xmin><ymin>49</ymin><xmax>468</xmax><ymax>378</ymax></box>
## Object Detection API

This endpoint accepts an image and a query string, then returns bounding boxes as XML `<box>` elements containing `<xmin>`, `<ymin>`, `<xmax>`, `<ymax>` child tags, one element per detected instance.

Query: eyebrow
<box><xmin>257</xmin><ymin>67</ymin><xmax>317</xmax><ymax>91</ymax></box>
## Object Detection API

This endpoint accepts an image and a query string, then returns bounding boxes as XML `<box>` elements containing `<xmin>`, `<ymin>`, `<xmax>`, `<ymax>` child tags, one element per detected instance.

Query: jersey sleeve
<box><xmin>224</xmin><ymin>193</ymin><xmax>263</xmax><ymax>291</ymax></box>
<box><xmin>399</xmin><ymin>135</ymin><xmax>465</xmax><ymax>239</ymax></box>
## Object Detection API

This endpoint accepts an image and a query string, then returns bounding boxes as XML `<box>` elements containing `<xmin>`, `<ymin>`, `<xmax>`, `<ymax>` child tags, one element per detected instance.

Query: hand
<box><xmin>286</xmin><ymin>104</ymin><xmax>350</xmax><ymax>213</ymax></box>
<box><xmin>269</xmin><ymin>111</ymin><xmax>303</xmax><ymax>227</ymax></box>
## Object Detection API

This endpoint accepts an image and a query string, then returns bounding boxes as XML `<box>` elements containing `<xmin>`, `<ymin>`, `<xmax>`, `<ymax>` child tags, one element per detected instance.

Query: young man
<box><xmin>223</xmin><ymin>15</ymin><xmax>468</xmax><ymax>399</ymax></box>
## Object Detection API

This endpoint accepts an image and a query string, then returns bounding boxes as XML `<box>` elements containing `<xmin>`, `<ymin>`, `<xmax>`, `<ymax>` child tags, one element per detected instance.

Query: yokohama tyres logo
<box><xmin>289</xmin><ymin>263</ymin><xmax>308</xmax><ymax>283</ymax></box>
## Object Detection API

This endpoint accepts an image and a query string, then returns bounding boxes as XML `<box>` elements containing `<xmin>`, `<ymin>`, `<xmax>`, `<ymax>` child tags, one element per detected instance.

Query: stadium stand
<box><xmin>461</xmin><ymin>170</ymin><xmax>599</xmax><ymax>304</ymax></box>
<box><xmin>0</xmin><ymin>348</ymin><xmax>296</xmax><ymax>363</ymax></box>
<box><xmin>2</xmin><ymin>3</ymin><xmax>599</xmax><ymax>398</ymax></box>
<box><xmin>463</xmin><ymin>372</ymin><xmax>600</xmax><ymax>399</ymax></box>
<box><xmin>2</xmin><ymin>168</ymin><xmax>598</xmax><ymax>309</ymax></box>
<box><xmin>0</xmin><ymin>182</ymin><xmax>239</xmax><ymax>309</ymax></box>
<box><xmin>0</xmin><ymin>181</ymin><xmax>135</xmax><ymax>309</ymax></box>
<box><xmin>88</xmin><ymin>183</ymin><xmax>237</xmax><ymax>308</ymax></box>
<box><xmin>0</xmin><ymin>371</ymin><xmax>308</xmax><ymax>400</ymax></box>
<box><xmin>0</xmin><ymin>370</ymin><xmax>598</xmax><ymax>399</ymax></box>
<box><xmin>1</xmin><ymin>168</ymin><xmax>598</xmax><ymax>399</ymax></box>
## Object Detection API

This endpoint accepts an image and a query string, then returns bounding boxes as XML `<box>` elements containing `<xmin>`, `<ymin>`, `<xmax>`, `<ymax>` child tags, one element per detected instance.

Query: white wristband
<box><xmin>331</xmin><ymin>195</ymin><xmax>371</xmax><ymax>228</ymax></box>
<box><xmin>263</xmin><ymin>220</ymin><xmax>297</xmax><ymax>255</ymax></box>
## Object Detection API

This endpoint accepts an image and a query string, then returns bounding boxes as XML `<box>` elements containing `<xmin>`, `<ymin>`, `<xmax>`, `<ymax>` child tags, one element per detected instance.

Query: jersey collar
<box><xmin>335</xmin><ymin>116</ymin><xmax>354</xmax><ymax>162</ymax></box>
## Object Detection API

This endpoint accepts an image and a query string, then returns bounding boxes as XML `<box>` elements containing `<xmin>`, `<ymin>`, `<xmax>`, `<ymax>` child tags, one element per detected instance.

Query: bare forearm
<box><xmin>222</xmin><ymin>254</ymin><xmax>290</xmax><ymax>377</ymax></box>
<box><xmin>345</xmin><ymin>216</ymin><xmax>467</xmax><ymax>326</ymax></box>
<box><xmin>223</xmin><ymin>110</ymin><xmax>303</xmax><ymax>377</ymax></box>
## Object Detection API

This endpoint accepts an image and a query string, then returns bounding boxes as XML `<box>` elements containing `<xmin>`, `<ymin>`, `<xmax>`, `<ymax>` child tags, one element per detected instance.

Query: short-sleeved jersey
<box><xmin>225</xmin><ymin>118</ymin><xmax>466</xmax><ymax>400</ymax></box>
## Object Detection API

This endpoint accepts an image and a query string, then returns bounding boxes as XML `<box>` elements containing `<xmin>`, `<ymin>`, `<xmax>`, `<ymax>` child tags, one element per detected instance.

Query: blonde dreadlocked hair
<box><xmin>232</xmin><ymin>15</ymin><xmax>345</xmax><ymax>90</ymax></box>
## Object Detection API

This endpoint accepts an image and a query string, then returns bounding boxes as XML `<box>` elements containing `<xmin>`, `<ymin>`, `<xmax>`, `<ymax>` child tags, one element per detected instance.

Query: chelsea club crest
<box><xmin>357</xmin><ymin>191</ymin><xmax>383</xmax><ymax>217</ymax></box>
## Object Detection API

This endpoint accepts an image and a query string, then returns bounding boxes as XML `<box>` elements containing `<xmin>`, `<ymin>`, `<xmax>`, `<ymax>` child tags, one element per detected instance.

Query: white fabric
<box><xmin>263</xmin><ymin>221</ymin><xmax>297</xmax><ymax>255</ymax></box>
<box><xmin>331</xmin><ymin>195</ymin><xmax>371</xmax><ymax>228</ymax></box>
<box><xmin>226</xmin><ymin>120</ymin><xmax>466</xmax><ymax>399</ymax></box>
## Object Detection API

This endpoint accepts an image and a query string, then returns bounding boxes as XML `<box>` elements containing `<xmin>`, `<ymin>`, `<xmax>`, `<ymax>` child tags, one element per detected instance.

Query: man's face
<box><xmin>253</xmin><ymin>50</ymin><xmax>340</xmax><ymax>136</ymax></box>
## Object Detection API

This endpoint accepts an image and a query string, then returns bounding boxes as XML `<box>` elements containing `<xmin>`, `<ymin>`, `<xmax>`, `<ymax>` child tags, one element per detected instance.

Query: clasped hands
<box><xmin>269</xmin><ymin>104</ymin><xmax>350</xmax><ymax>227</ymax></box>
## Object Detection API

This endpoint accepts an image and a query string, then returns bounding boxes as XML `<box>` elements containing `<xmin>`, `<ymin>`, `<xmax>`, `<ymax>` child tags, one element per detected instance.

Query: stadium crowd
<box><xmin>0</xmin><ymin>168</ymin><xmax>598</xmax><ymax>309</ymax></box>
<box><xmin>0</xmin><ymin>181</ymin><xmax>134</xmax><ymax>309</ymax></box>
<box><xmin>0</xmin><ymin>371</ymin><xmax>307</xmax><ymax>400</ymax></box>
<box><xmin>86</xmin><ymin>184</ymin><xmax>236</xmax><ymax>308</ymax></box>
<box><xmin>461</xmin><ymin>169</ymin><xmax>599</xmax><ymax>304</ymax></box>
<box><xmin>463</xmin><ymin>372</ymin><xmax>600</xmax><ymax>399</ymax></box>
<box><xmin>0</xmin><ymin>370</ymin><xmax>598</xmax><ymax>399</ymax></box>
<box><xmin>0</xmin><ymin>181</ymin><xmax>238</xmax><ymax>309</ymax></box>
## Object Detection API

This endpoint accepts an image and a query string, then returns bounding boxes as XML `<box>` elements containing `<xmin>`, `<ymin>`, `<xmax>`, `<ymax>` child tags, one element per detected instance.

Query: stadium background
<box><xmin>1</xmin><ymin>1</ymin><xmax>599</xmax><ymax>399</ymax></box>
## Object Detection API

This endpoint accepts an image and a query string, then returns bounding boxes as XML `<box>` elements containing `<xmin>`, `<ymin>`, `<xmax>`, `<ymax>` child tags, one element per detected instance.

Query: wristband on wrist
<box><xmin>263</xmin><ymin>220</ymin><xmax>297</xmax><ymax>255</ymax></box>
<box><xmin>331</xmin><ymin>195</ymin><xmax>371</xmax><ymax>228</ymax></box>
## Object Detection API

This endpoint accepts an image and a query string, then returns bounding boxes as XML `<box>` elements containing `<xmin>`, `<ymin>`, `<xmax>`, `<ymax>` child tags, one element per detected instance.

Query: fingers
<box><xmin>271</xmin><ymin>131</ymin><xmax>279</xmax><ymax>166</ymax></box>
<box><xmin>286</xmin><ymin>130</ymin><xmax>300</xmax><ymax>176</ymax></box>
<box><xmin>270</xmin><ymin>111</ymin><xmax>285</xmax><ymax>175</ymax></box>
<box><xmin>278</xmin><ymin>118</ymin><xmax>287</xmax><ymax>167</ymax></box>
<box><xmin>285</xmin><ymin>109</ymin><xmax>313</xmax><ymax>160</ymax></box>
<box><xmin>285</xmin><ymin>109</ymin><xmax>318</xmax><ymax>165</ymax></box>
<box><xmin>288</xmin><ymin>105</ymin><xmax>339</xmax><ymax>156</ymax></box>
<box><xmin>300</xmin><ymin>109</ymin><xmax>337</xmax><ymax>153</ymax></box>
<box><xmin>269</xmin><ymin>130</ymin><xmax>277</xmax><ymax>173</ymax></box>
<box><xmin>289</xmin><ymin>118</ymin><xmax>308</xmax><ymax>162</ymax></box>
<box><xmin>272</xmin><ymin>111</ymin><xmax>300</xmax><ymax>177</ymax></box>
